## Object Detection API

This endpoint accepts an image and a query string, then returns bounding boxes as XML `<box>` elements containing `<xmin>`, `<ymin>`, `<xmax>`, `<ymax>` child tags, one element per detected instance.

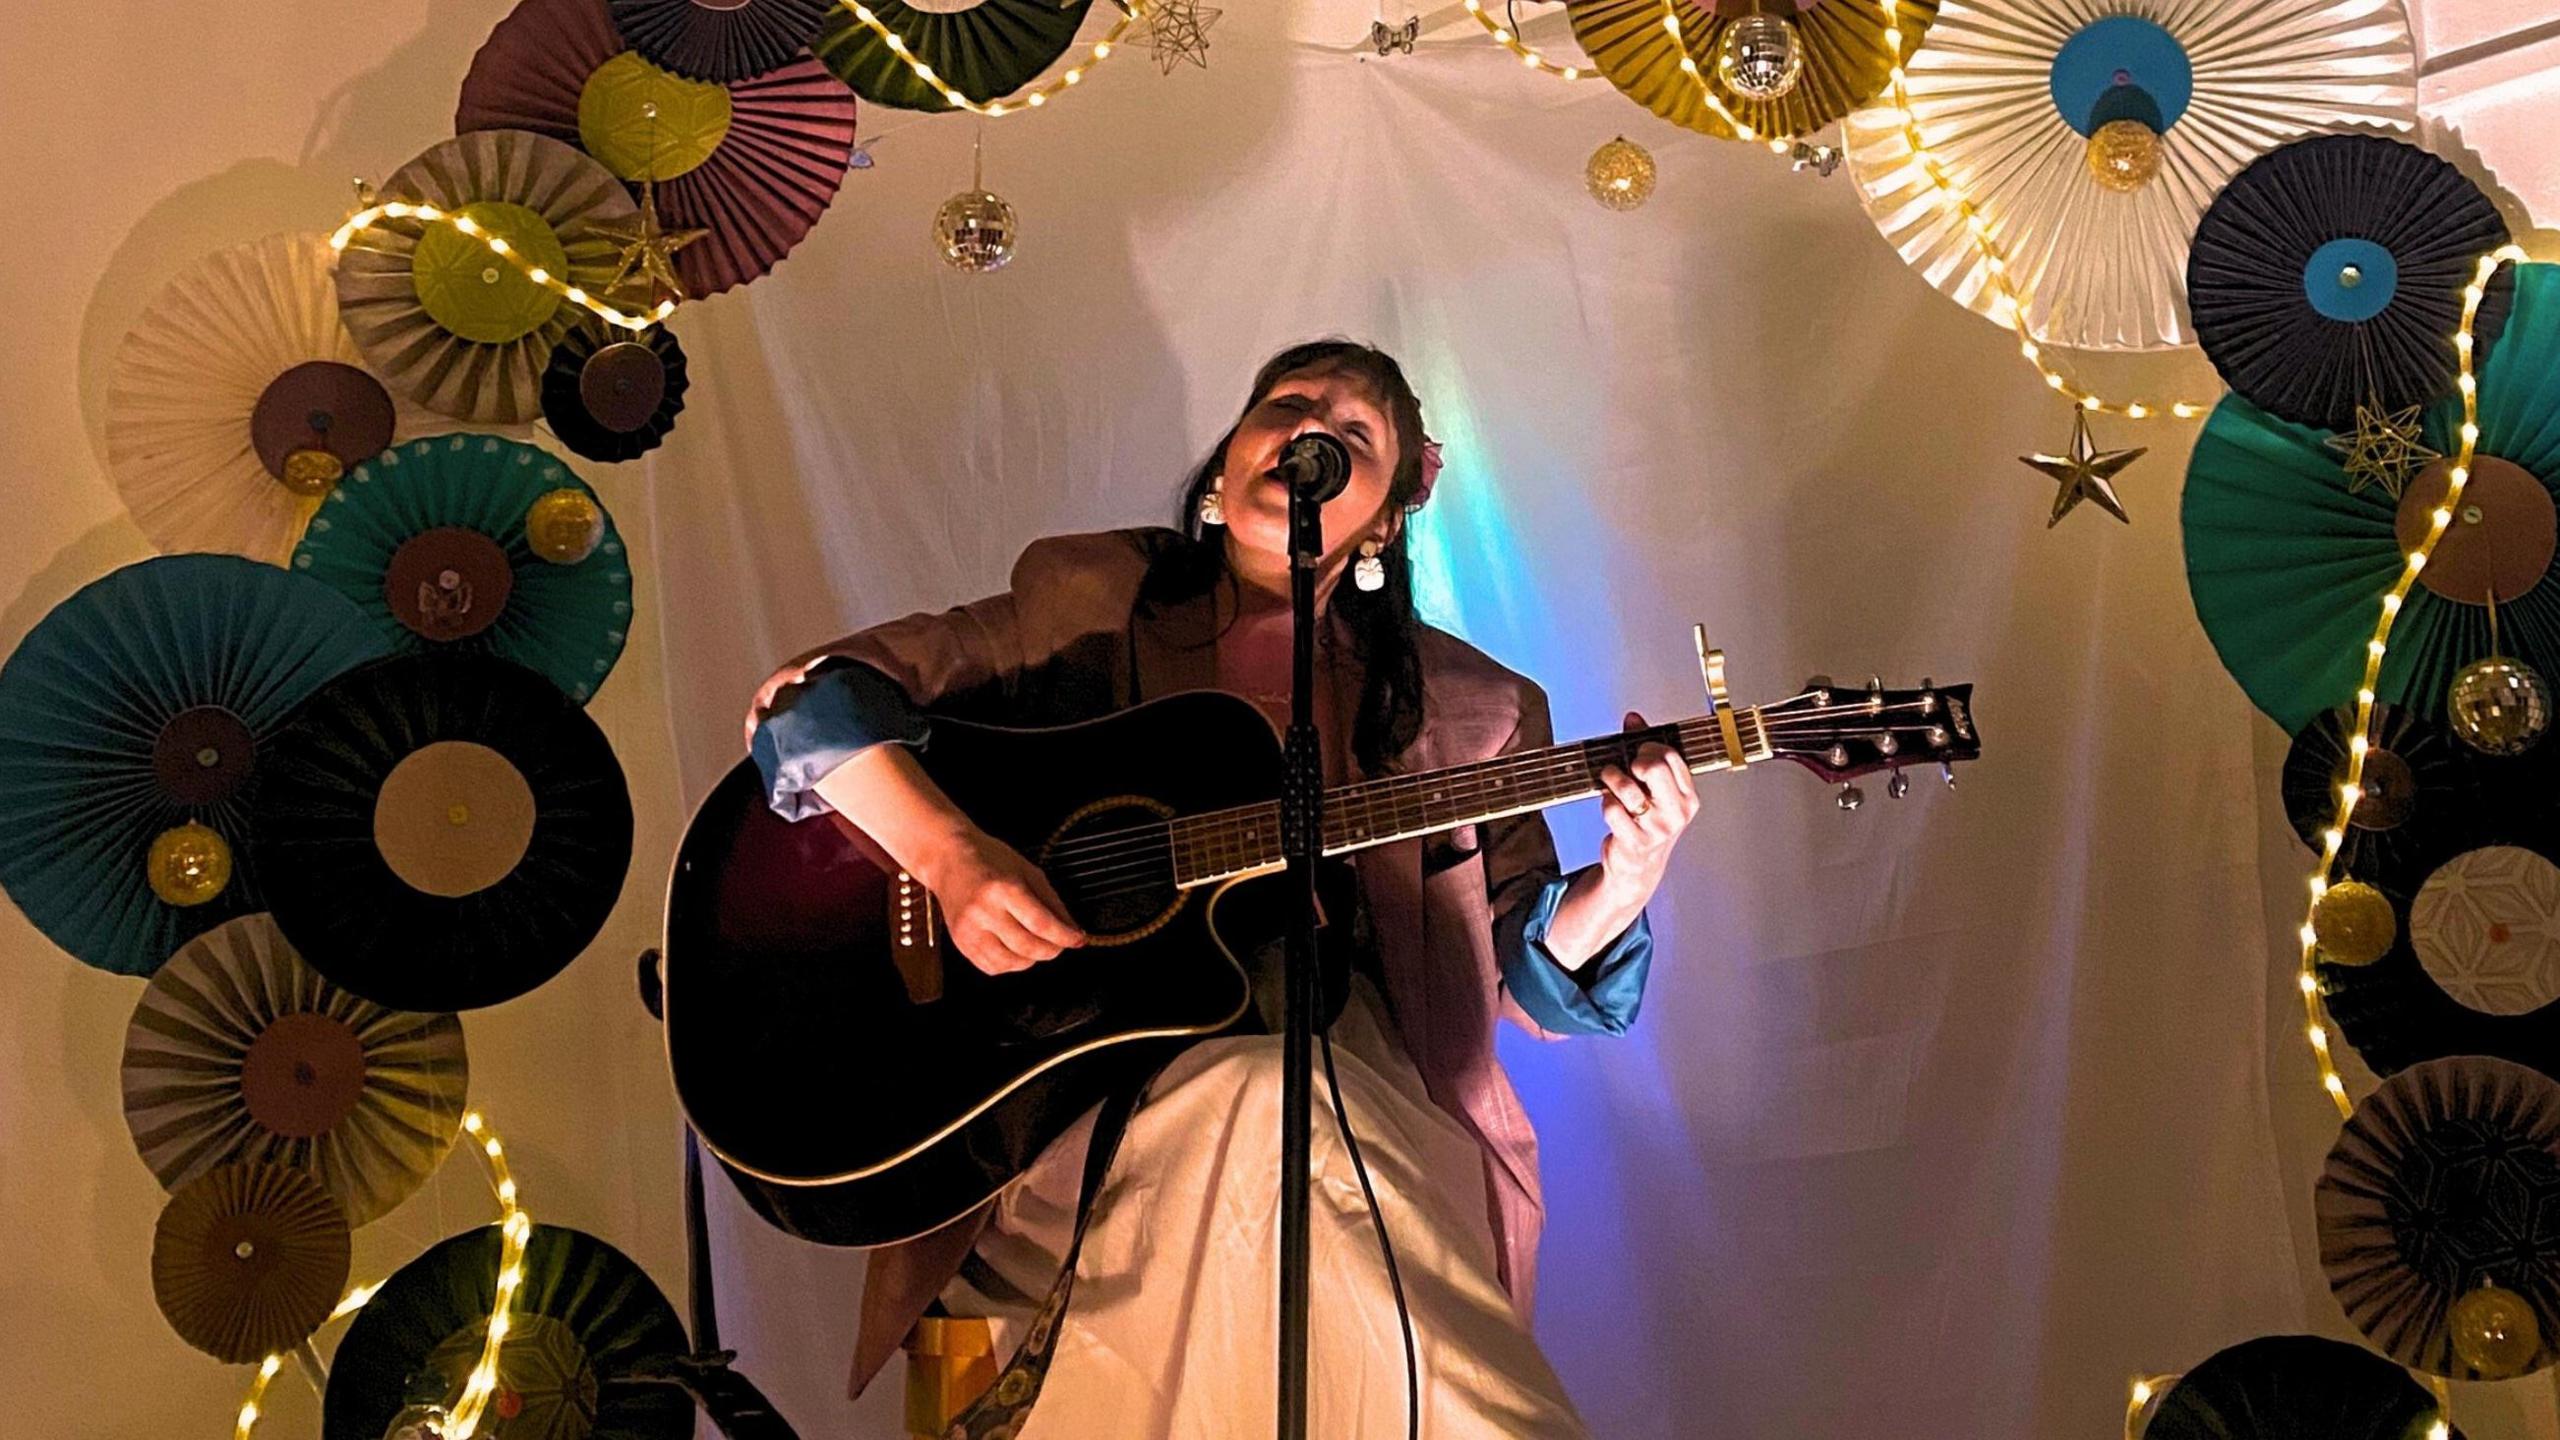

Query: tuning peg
<box><xmin>1940</xmin><ymin>761</ymin><xmax>1957</xmax><ymax>790</ymax></box>
<box><xmin>1804</xmin><ymin>674</ymin><xmax>1834</xmax><ymax>704</ymax></box>
<box><xmin>1836</xmin><ymin>783</ymin><xmax>1864</xmax><ymax>812</ymax></box>
<box><xmin>1887</xmin><ymin>768</ymin><xmax>1910</xmax><ymax>800</ymax></box>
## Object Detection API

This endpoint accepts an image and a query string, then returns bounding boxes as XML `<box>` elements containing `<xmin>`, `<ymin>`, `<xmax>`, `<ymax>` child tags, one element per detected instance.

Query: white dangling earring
<box><xmin>1353</xmin><ymin>538</ymin><xmax>1386</xmax><ymax>592</ymax></box>
<box><xmin>1199</xmin><ymin>479</ymin><xmax>1225</xmax><ymax>527</ymax></box>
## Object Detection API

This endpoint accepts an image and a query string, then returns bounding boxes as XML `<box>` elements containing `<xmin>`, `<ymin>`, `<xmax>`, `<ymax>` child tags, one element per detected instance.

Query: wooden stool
<box><xmin>902</xmin><ymin>1314</ymin><xmax>997</xmax><ymax>1439</ymax></box>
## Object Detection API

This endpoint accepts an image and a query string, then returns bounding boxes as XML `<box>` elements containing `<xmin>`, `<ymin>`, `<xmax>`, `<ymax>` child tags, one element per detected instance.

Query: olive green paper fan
<box><xmin>2185</xmin><ymin>261</ymin><xmax>2560</xmax><ymax>733</ymax></box>
<box><xmin>812</xmin><ymin>0</ymin><xmax>1093</xmax><ymax>113</ymax></box>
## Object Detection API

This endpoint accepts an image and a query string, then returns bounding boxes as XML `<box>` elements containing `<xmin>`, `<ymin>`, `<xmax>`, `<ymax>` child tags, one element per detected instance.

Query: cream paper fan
<box><xmin>107</xmin><ymin>233</ymin><xmax>433</xmax><ymax>563</ymax></box>
<box><xmin>1842</xmin><ymin>0</ymin><xmax>2418</xmax><ymax>351</ymax></box>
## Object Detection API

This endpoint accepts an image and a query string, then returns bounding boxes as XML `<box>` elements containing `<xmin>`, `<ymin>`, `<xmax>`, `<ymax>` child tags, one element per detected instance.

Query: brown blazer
<box><xmin>747</xmin><ymin>528</ymin><xmax>1585</xmax><ymax>1398</ymax></box>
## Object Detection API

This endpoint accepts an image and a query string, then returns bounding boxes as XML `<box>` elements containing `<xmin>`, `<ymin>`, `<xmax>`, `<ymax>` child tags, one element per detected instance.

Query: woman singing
<box><xmin>746</xmin><ymin>340</ymin><xmax>1697</xmax><ymax>1437</ymax></box>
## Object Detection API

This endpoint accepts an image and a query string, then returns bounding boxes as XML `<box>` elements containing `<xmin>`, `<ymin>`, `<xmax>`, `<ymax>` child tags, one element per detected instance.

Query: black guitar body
<box><xmin>662</xmin><ymin>690</ymin><xmax>1349</xmax><ymax>1248</ymax></box>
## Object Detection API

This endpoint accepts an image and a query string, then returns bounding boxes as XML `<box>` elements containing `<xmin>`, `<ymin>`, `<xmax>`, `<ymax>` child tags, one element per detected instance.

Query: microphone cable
<box><xmin>1321</xmin><ymin>1026</ymin><xmax>1421</xmax><ymax>1440</ymax></box>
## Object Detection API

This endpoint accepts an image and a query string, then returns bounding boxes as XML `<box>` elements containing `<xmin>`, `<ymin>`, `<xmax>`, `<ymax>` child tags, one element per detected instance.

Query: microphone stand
<box><xmin>1275</xmin><ymin>437</ymin><xmax>1343</xmax><ymax>1440</ymax></box>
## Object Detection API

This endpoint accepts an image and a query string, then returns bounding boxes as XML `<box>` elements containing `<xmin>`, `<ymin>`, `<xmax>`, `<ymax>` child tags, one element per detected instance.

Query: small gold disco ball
<box><xmin>2448</xmin><ymin>655</ymin><xmax>2553</xmax><ymax>757</ymax></box>
<box><xmin>2450</xmin><ymin>1283</ymin><xmax>2544</xmax><ymax>1379</ymax></box>
<box><xmin>1715</xmin><ymin>13</ymin><xmax>1803</xmax><ymax>103</ymax></box>
<box><xmin>2085</xmin><ymin>119</ymin><xmax>2163</xmax><ymax>193</ymax></box>
<box><xmin>1585</xmin><ymin>137</ymin><xmax>1657</xmax><ymax>213</ymax></box>
<box><xmin>524</xmin><ymin>487</ymin><xmax>606</xmax><ymax>565</ymax></box>
<box><xmin>280</xmin><ymin>447</ymin><xmax>347</xmax><ymax>499</ymax></box>
<box><xmin>2311</xmin><ymin>880</ymin><xmax>2397</xmax><ymax>967</ymax></box>
<box><xmin>934</xmin><ymin>190</ymin><xmax>1019</xmax><ymax>274</ymax></box>
<box><xmin>147</xmin><ymin>822</ymin><xmax>234</xmax><ymax>907</ymax></box>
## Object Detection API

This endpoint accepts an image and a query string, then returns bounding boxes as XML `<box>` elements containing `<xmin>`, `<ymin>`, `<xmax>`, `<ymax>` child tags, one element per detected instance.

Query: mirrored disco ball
<box><xmin>933</xmin><ymin>190</ymin><xmax>1018</xmax><ymax>273</ymax></box>
<box><xmin>1716</xmin><ymin>13</ymin><xmax>1803</xmax><ymax>102</ymax></box>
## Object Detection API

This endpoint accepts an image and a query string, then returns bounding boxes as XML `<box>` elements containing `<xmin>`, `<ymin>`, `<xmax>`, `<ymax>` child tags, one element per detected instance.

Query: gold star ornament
<box><xmin>1142</xmin><ymin>0</ymin><xmax>1221</xmax><ymax>73</ymax></box>
<box><xmin>591</xmin><ymin>178</ymin><xmax>709</xmax><ymax>305</ymax></box>
<box><xmin>2323</xmin><ymin>401</ymin><xmax>2440</xmax><ymax>500</ymax></box>
<box><xmin>2020</xmin><ymin>409</ymin><xmax>2147</xmax><ymax>528</ymax></box>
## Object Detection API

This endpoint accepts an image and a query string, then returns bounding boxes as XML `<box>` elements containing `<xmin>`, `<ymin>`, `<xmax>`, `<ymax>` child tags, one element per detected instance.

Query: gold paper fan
<box><xmin>106</xmin><ymin>233</ymin><xmax>434</xmax><ymax>564</ymax></box>
<box><xmin>1567</xmin><ymin>0</ymin><xmax>1939</xmax><ymax>142</ymax></box>
<box><xmin>334</xmin><ymin>130</ymin><xmax>638</xmax><ymax>425</ymax></box>
<box><xmin>151</xmin><ymin>1160</ymin><xmax>351</xmax><ymax>1363</ymax></box>
<box><xmin>123</xmin><ymin>914</ymin><xmax>468</xmax><ymax>1227</ymax></box>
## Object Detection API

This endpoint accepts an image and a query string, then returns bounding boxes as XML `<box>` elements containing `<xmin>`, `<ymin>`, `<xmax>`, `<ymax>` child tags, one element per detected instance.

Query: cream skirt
<box><xmin>942</xmin><ymin>976</ymin><xmax>1591</xmax><ymax>1439</ymax></box>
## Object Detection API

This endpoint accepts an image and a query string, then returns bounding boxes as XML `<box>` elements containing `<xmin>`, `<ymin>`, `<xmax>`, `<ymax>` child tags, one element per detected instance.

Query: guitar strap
<box><xmin>937</xmin><ymin>1069</ymin><xmax>1160</xmax><ymax>1439</ymax></box>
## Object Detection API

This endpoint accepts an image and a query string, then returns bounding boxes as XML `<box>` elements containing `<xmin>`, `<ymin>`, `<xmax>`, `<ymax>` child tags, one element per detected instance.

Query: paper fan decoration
<box><xmin>458</xmin><ymin>0</ymin><xmax>858</xmax><ymax>297</ymax></box>
<box><xmin>323</xmin><ymin>1223</ymin><xmax>692</xmax><ymax>1440</ymax></box>
<box><xmin>1567</xmin><ymin>0</ymin><xmax>1937</xmax><ymax>144</ymax></box>
<box><xmin>2317</xmin><ymin>1056</ymin><xmax>2560</xmax><ymax>1379</ymax></box>
<box><xmin>0</xmin><ymin>556</ymin><xmax>389</xmax><ymax>976</ymax></box>
<box><xmin>106</xmin><ymin>233</ymin><xmax>432</xmax><ymax>564</ymax></box>
<box><xmin>542</xmin><ymin>321</ymin><xmax>689</xmax><ymax>463</ymax></box>
<box><xmin>2191</xmin><ymin>134</ymin><xmax>2514</xmax><ymax>432</ymax></box>
<box><xmin>611</xmin><ymin>0</ymin><xmax>836</xmax><ymax>82</ymax></box>
<box><xmin>2185</xmin><ymin>262</ymin><xmax>2560</xmax><ymax>734</ymax></box>
<box><xmin>2144</xmin><ymin>1334</ymin><xmax>2453</xmax><ymax>1440</ymax></box>
<box><xmin>1841</xmin><ymin>0</ymin><xmax>2418</xmax><ymax>351</ymax></box>
<box><xmin>292</xmin><ymin>434</ymin><xmax>632</xmax><ymax>703</ymax></box>
<box><xmin>122</xmin><ymin>914</ymin><xmax>467</xmax><ymax>1227</ymax></box>
<box><xmin>151</xmin><ymin>1161</ymin><xmax>352</xmax><ymax>1363</ymax></box>
<box><xmin>336</xmin><ymin>130</ymin><xmax>640</xmax><ymax>425</ymax></box>
<box><xmin>2282</xmin><ymin>702</ymin><xmax>2492</xmax><ymax>893</ymax></box>
<box><xmin>812</xmin><ymin>0</ymin><xmax>1094</xmax><ymax>113</ymax></box>
<box><xmin>255</xmin><ymin>652</ymin><xmax>634</xmax><ymax>1012</ymax></box>
<box><xmin>2321</xmin><ymin>832</ymin><xmax>2560</xmax><ymax>1082</ymax></box>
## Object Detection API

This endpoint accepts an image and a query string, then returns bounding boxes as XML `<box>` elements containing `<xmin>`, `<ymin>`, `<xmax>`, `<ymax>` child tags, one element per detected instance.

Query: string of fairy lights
<box><xmin>230</xmin><ymin>1111</ymin><xmax>530</xmax><ymax>1440</ymax></box>
<box><xmin>328</xmin><ymin>202</ymin><xmax>679</xmax><ymax>334</ymax></box>
<box><xmin>2292</xmin><ymin>246</ymin><xmax>2529</xmax><ymax>1118</ymax></box>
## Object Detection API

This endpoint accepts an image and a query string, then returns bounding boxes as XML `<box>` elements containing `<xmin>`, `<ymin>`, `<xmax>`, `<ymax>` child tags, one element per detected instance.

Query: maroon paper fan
<box><xmin>610</xmin><ymin>0</ymin><xmax>835</xmax><ymax>83</ymax></box>
<box><xmin>457</xmin><ymin>0</ymin><xmax>857</xmax><ymax>298</ymax></box>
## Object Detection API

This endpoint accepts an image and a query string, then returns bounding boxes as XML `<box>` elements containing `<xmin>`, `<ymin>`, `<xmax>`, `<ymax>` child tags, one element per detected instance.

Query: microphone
<box><xmin>1271</xmin><ymin>432</ymin><xmax>1352</xmax><ymax>502</ymax></box>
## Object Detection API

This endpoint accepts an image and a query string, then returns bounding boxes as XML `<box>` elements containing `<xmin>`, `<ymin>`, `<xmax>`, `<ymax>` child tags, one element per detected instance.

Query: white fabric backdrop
<box><xmin>7</xmin><ymin>2</ymin><xmax>2560</xmax><ymax>1436</ymax></box>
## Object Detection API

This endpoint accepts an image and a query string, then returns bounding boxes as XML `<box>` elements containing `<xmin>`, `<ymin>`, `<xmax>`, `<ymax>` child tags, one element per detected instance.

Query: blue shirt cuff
<box><xmin>1497</xmin><ymin>866</ymin><xmax>1652</xmax><ymax>1037</ymax></box>
<box><xmin>749</xmin><ymin>661</ymin><xmax>931</xmax><ymax>821</ymax></box>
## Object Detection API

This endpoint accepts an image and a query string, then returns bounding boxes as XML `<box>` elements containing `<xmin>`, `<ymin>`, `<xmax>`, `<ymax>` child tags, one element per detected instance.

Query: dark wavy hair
<box><xmin>1142</xmin><ymin>340</ymin><xmax>1432</xmax><ymax>776</ymax></box>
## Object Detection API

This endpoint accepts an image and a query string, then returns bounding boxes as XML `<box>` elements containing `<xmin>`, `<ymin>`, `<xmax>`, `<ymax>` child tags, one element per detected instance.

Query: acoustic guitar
<box><xmin>662</xmin><ymin>672</ymin><xmax>1980</xmax><ymax>1247</ymax></box>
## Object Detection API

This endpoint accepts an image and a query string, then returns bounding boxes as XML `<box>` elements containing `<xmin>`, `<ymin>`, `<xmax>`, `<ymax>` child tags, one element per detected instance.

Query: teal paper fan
<box><xmin>0</xmin><ymin>556</ymin><xmax>388</xmax><ymax>975</ymax></box>
<box><xmin>2186</xmin><ymin>261</ymin><xmax>2560</xmax><ymax>733</ymax></box>
<box><xmin>292</xmin><ymin>434</ymin><xmax>632</xmax><ymax>703</ymax></box>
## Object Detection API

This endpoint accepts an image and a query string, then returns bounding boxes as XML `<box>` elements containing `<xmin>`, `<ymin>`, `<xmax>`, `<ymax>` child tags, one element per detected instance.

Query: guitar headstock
<box><xmin>1751</xmin><ymin>676</ymin><xmax>1981</xmax><ymax>806</ymax></box>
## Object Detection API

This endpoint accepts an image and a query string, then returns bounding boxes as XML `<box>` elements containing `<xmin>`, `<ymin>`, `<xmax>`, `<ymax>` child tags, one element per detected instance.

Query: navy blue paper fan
<box><xmin>2190</xmin><ymin>133</ymin><xmax>2514</xmax><ymax>433</ymax></box>
<box><xmin>0</xmin><ymin>555</ymin><xmax>389</xmax><ymax>975</ymax></box>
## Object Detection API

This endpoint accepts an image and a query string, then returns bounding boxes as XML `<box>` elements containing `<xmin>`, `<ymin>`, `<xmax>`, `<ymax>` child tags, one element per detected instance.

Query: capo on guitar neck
<box><xmin>1694</xmin><ymin>624</ymin><xmax>1750</xmax><ymax>771</ymax></box>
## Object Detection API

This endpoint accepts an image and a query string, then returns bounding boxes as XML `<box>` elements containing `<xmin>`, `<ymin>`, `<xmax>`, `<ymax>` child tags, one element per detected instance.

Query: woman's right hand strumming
<box><xmin>810</xmin><ymin>740</ymin><xmax>1086</xmax><ymax>975</ymax></box>
<box><xmin>912</xmin><ymin>827</ymin><xmax>1088</xmax><ymax>975</ymax></box>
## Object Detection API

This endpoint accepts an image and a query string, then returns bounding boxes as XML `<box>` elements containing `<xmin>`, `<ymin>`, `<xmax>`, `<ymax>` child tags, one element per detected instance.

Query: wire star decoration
<box><xmin>592</xmin><ymin>178</ymin><xmax>710</xmax><ymax>305</ymax></box>
<box><xmin>2324</xmin><ymin>401</ymin><xmax>2441</xmax><ymax>500</ymax></box>
<box><xmin>1141</xmin><ymin>0</ymin><xmax>1221</xmax><ymax>73</ymax></box>
<box><xmin>2020</xmin><ymin>409</ymin><xmax>2147</xmax><ymax>528</ymax></box>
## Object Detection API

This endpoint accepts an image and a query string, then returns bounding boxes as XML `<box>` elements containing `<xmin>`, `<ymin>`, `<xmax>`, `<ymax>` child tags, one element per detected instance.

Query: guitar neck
<box><xmin>1165</xmin><ymin>709</ymin><xmax>1773</xmax><ymax>886</ymax></box>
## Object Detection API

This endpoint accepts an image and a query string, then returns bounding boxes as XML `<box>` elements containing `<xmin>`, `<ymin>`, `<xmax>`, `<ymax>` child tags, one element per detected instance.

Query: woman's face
<box><xmin>1215</xmin><ymin>366</ymin><xmax>1402</xmax><ymax>566</ymax></box>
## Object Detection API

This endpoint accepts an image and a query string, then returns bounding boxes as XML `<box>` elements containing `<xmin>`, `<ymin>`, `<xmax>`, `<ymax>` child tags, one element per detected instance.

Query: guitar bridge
<box><xmin>891</xmin><ymin>869</ymin><xmax>943</xmax><ymax>1003</ymax></box>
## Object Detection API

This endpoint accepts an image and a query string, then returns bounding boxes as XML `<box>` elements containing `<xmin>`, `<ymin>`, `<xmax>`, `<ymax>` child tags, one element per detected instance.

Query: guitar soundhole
<box><xmin>1040</xmin><ymin>798</ymin><xmax>1183</xmax><ymax>943</ymax></box>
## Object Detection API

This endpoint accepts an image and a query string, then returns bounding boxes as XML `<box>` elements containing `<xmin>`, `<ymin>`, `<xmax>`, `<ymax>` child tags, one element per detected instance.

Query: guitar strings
<box><xmin>1032</xmin><ymin>700</ymin><xmax>1962</xmax><ymax>894</ymax></box>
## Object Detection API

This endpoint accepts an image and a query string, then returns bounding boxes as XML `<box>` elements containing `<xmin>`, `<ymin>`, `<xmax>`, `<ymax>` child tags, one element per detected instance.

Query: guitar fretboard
<box><xmin>1165</xmin><ymin>709</ymin><xmax>1771</xmax><ymax>886</ymax></box>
